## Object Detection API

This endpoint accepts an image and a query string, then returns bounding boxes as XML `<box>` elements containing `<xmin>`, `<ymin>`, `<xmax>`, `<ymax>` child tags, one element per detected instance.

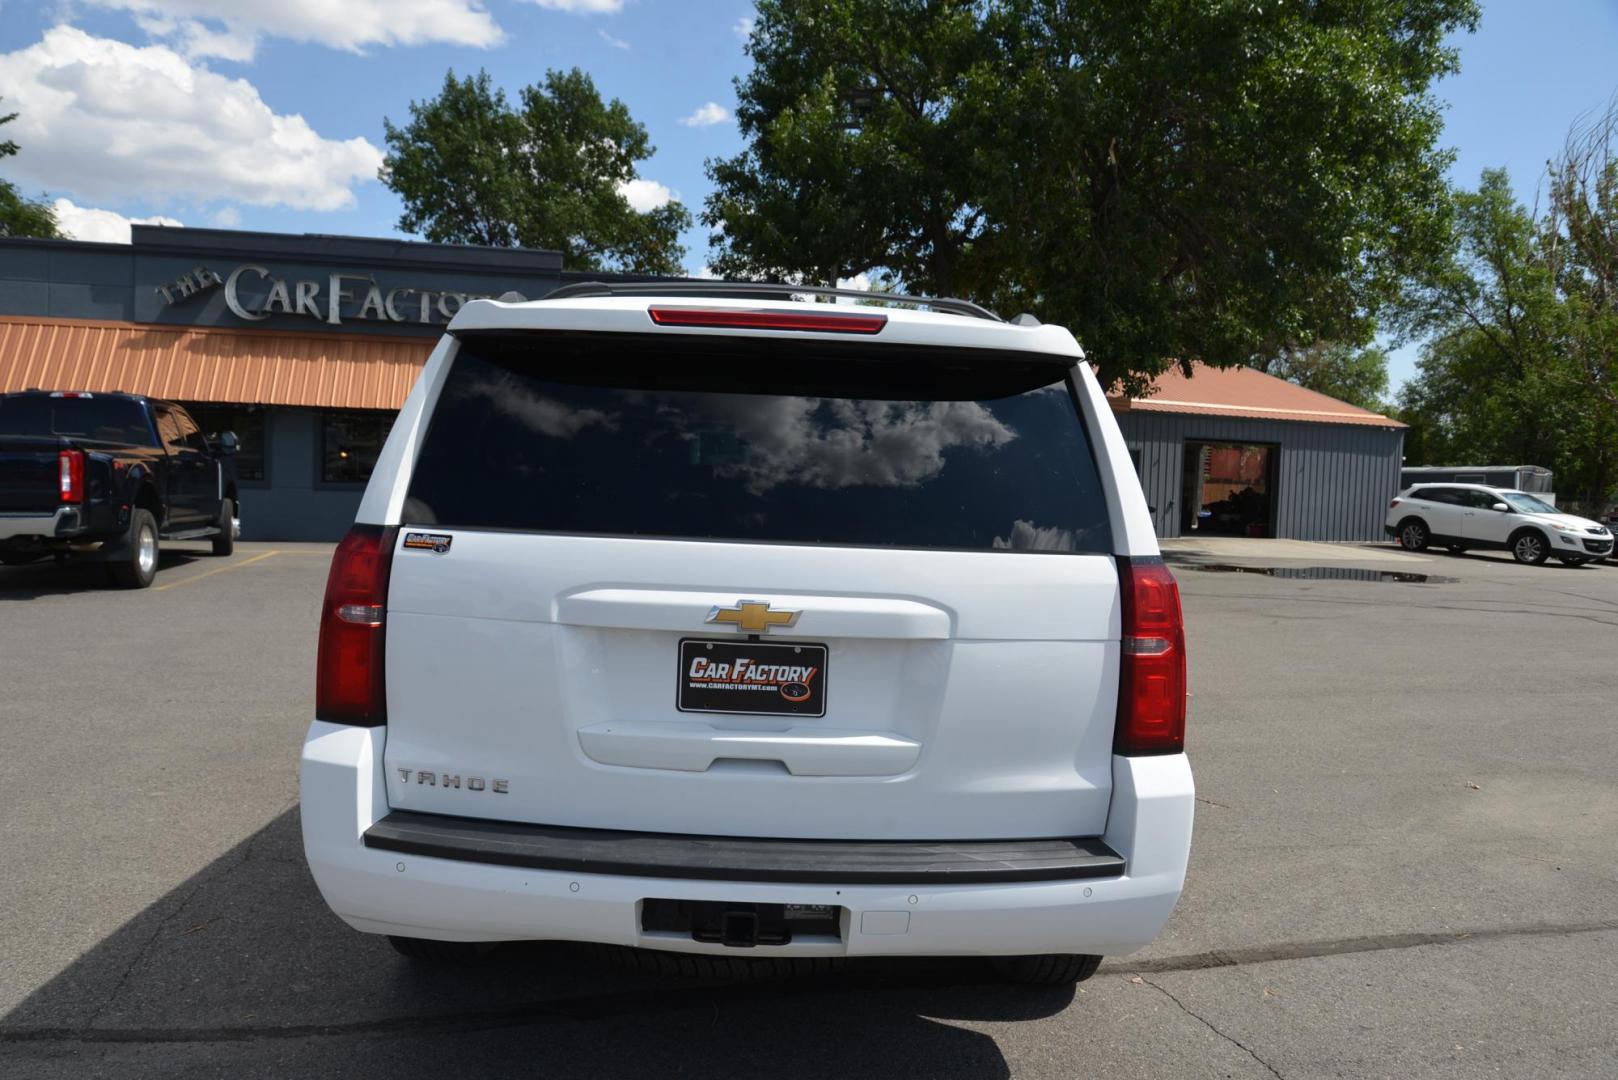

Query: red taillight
<box><xmin>1115</xmin><ymin>556</ymin><xmax>1187</xmax><ymax>755</ymax></box>
<box><xmin>1388</xmin><ymin>498</ymin><xmax>1402</xmax><ymax>509</ymax></box>
<box><xmin>315</xmin><ymin>525</ymin><xmax>396</xmax><ymax>726</ymax></box>
<box><xmin>58</xmin><ymin>449</ymin><xmax>85</xmax><ymax>504</ymax></box>
<box><xmin>648</xmin><ymin>306</ymin><xmax>888</xmax><ymax>334</ymax></box>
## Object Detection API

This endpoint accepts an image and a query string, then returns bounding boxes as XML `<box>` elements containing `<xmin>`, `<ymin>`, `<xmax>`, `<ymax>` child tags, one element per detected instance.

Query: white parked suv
<box><xmin>299</xmin><ymin>282</ymin><xmax>1194</xmax><ymax>986</ymax></box>
<box><xmin>1387</xmin><ymin>483</ymin><xmax>1613</xmax><ymax>565</ymax></box>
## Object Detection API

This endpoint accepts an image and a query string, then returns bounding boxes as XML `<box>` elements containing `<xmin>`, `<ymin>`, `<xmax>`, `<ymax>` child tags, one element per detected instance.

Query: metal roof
<box><xmin>1110</xmin><ymin>362</ymin><xmax>1405</xmax><ymax>429</ymax></box>
<box><xmin>0</xmin><ymin>316</ymin><xmax>430</xmax><ymax>410</ymax></box>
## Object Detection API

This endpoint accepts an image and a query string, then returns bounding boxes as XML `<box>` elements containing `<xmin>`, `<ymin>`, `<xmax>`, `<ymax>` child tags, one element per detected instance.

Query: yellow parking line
<box><xmin>152</xmin><ymin>550</ymin><xmax>280</xmax><ymax>592</ymax></box>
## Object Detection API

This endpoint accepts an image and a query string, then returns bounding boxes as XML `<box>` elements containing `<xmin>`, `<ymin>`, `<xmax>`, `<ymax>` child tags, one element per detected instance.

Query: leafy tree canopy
<box><xmin>706</xmin><ymin>0</ymin><xmax>1478</xmax><ymax>392</ymax></box>
<box><xmin>381</xmin><ymin>69</ymin><xmax>689</xmax><ymax>274</ymax></box>
<box><xmin>1397</xmin><ymin>160</ymin><xmax>1618</xmax><ymax>508</ymax></box>
<box><xmin>1260</xmin><ymin>343</ymin><xmax>1391</xmax><ymax>414</ymax></box>
<box><xmin>0</xmin><ymin>98</ymin><xmax>62</xmax><ymax>239</ymax></box>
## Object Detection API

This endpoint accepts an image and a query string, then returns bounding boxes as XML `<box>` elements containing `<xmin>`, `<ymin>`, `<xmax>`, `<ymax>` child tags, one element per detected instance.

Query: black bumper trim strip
<box><xmin>363</xmin><ymin>810</ymin><xmax>1125</xmax><ymax>885</ymax></box>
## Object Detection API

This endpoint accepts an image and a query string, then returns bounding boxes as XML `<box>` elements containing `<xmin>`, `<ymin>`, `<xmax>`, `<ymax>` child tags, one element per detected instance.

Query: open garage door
<box><xmin>1181</xmin><ymin>441</ymin><xmax>1277</xmax><ymax>537</ymax></box>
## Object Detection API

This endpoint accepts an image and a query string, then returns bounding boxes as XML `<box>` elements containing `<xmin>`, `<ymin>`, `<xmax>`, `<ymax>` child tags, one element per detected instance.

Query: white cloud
<box><xmin>211</xmin><ymin>206</ymin><xmax>241</xmax><ymax>228</ymax></box>
<box><xmin>597</xmin><ymin>29</ymin><xmax>630</xmax><ymax>50</ymax></box>
<box><xmin>528</xmin><ymin>0</ymin><xmax>625</xmax><ymax>13</ymax></box>
<box><xmin>680</xmin><ymin>396</ymin><xmax>1019</xmax><ymax>495</ymax></box>
<box><xmin>836</xmin><ymin>273</ymin><xmax>873</xmax><ymax>291</ymax></box>
<box><xmin>87</xmin><ymin>1</ymin><xmax>503</xmax><ymax>59</ymax></box>
<box><xmin>616</xmin><ymin>178</ymin><xmax>675</xmax><ymax>212</ymax></box>
<box><xmin>51</xmin><ymin>198</ymin><xmax>183</xmax><ymax>244</ymax></box>
<box><xmin>680</xmin><ymin>102</ymin><xmax>732</xmax><ymax>127</ymax></box>
<box><xmin>0</xmin><ymin>27</ymin><xmax>384</xmax><ymax>211</ymax></box>
<box><xmin>993</xmin><ymin>520</ymin><xmax>1080</xmax><ymax>552</ymax></box>
<box><xmin>691</xmin><ymin>265</ymin><xmax>722</xmax><ymax>280</ymax></box>
<box><xmin>733</xmin><ymin>16</ymin><xmax>755</xmax><ymax>42</ymax></box>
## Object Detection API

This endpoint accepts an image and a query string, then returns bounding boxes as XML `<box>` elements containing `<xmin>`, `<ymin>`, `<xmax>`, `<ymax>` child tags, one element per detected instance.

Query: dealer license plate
<box><xmin>677</xmin><ymin>638</ymin><xmax>828</xmax><ymax>718</ymax></box>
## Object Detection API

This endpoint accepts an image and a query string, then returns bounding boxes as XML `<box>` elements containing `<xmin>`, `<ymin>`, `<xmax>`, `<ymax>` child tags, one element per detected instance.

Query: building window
<box><xmin>182</xmin><ymin>403</ymin><xmax>268</xmax><ymax>482</ymax></box>
<box><xmin>321</xmin><ymin>410</ymin><xmax>394</xmax><ymax>484</ymax></box>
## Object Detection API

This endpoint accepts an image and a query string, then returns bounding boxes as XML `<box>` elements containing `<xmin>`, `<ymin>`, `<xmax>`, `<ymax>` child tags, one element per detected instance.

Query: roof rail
<box><xmin>545</xmin><ymin>280</ymin><xmax>1002</xmax><ymax>322</ymax></box>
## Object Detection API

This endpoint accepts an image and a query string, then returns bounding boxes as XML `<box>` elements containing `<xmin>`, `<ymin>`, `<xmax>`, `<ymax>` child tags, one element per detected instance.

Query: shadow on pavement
<box><xmin>0</xmin><ymin>809</ymin><xmax>1069</xmax><ymax>1078</ymax></box>
<box><xmin>0</xmin><ymin>551</ymin><xmax>205</xmax><ymax>599</ymax></box>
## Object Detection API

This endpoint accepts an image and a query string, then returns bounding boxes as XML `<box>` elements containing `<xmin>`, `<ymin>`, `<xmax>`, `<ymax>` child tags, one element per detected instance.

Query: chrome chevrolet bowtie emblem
<box><xmin>706</xmin><ymin>600</ymin><xmax>801</xmax><ymax>634</ymax></box>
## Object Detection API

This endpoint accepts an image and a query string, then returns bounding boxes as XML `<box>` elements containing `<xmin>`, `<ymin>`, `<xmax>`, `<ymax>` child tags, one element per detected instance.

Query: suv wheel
<box><xmin>387</xmin><ymin>936</ymin><xmax>498</xmax><ymax>963</ymax></box>
<box><xmin>990</xmin><ymin>953</ymin><xmax>1103</xmax><ymax>986</ymax></box>
<box><xmin>211</xmin><ymin>498</ymin><xmax>235</xmax><ymax>557</ymax></box>
<box><xmin>106</xmin><ymin>509</ymin><xmax>159</xmax><ymax>589</ymax></box>
<box><xmin>1398</xmin><ymin>519</ymin><xmax>1430</xmax><ymax>551</ymax></box>
<box><xmin>1511</xmin><ymin>530</ymin><xmax>1549</xmax><ymax>565</ymax></box>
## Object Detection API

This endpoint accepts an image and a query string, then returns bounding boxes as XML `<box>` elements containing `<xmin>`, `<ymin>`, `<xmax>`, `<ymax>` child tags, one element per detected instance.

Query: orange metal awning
<box><xmin>0</xmin><ymin>316</ymin><xmax>433</xmax><ymax>411</ymax></box>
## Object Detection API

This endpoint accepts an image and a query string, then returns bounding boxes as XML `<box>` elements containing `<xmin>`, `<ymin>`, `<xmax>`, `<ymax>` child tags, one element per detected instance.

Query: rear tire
<box><xmin>1510</xmin><ymin>529</ymin><xmax>1550</xmax><ymax>565</ymax></box>
<box><xmin>1398</xmin><ymin>518</ymin><xmax>1430</xmax><ymax>551</ymax></box>
<box><xmin>211</xmin><ymin>498</ymin><xmax>235</xmax><ymax>557</ymax></box>
<box><xmin>387</xmin><ymin>936</ymin><xmax>498</xmax><ymax>964</ymax></box>
<box><xmin>106</xmin><ymin>509</ymin><xmax>159</xmax><ymax>589</ymax></box>
<box><xmin>990</xmin><ymin>953</ymin><xmax>1103</xmax><ymax>986</ymax></box>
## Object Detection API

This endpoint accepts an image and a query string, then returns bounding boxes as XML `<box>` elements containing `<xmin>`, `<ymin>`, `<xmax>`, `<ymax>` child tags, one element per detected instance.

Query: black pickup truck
<box><xmin>0</xmin><ymin>391</ymin><xmax>240</xmax><ymax>588</ymax></box>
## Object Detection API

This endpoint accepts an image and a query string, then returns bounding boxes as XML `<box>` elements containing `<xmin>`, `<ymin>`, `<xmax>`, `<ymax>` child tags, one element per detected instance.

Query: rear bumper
<box><xmin>363</xmin><ymin>810</ymin><xmax>1126</xmax><ymax>884</ymax></box>
<box><xmin>0</xmin><ymin>507</ymin><xmax>85</xmax><ymax>541</ymax></box>
<box><xmin>300</xmin><ymin>721</ymin><xmax>1194</xmax><ymax>958</ymax></box>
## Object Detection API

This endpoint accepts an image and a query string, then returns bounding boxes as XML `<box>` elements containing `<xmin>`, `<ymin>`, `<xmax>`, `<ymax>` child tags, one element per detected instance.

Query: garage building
<box><xmin>1111</xmin><ymin>363</ymin><xmax>1406</xmax><ymax>542</ymax></box>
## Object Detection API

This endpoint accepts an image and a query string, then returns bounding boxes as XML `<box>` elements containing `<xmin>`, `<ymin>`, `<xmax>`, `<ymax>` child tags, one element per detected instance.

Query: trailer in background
<box><xmin>1400</xmin><ymin>465</ymin><xmax>1554</xmax><ymax>504</ymax></box>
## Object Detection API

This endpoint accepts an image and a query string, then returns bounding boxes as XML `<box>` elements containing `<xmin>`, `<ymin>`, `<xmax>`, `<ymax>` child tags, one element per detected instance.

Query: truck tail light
<box><xmin>58</xmin><ymin>449</ymin><xmax>85</xmax><ymax>504</ymax></box>
<box><xmin>316</xmin><ymin>525</ymin><xmax>396</xmax><ymax>726</ymax></box>
<box><xmin>1115</xmin><ymin>556</ymin><xmax>1187</xmax><ymax>755</ymax></box>
<box><xmin>648</xmin><ymin>306</ymin><xmax>888</xmax><ymax>334</ymax></box>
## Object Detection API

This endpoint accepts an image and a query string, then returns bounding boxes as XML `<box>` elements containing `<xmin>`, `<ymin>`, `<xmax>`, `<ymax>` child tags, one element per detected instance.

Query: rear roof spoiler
<box><xmin>546</xmin><ymin>280</ymin><xmax>1003</xmax><ymax>323</ymax></box>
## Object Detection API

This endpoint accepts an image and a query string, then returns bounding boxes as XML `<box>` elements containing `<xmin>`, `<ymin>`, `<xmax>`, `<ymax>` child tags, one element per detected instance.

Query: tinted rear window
<box><xmin>0</xmin><ymin>396</ymin><xmax>152</xmax><ymax>444</ymax></box>
<box><xmin>405</xmin><ymin>333</ymin><xmax>1111</xmax><ymax>553</ymax></box>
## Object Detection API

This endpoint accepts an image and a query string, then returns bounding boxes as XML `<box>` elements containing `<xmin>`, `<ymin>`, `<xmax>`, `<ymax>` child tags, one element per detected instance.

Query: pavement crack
<box><xmin>1140</xmin><ymin>975</ymin><xmax>1284</xmax><ymax>1079</ymax></box>
<box><xmin>83</xmin><ymin>800</ymin><xmax>294</xmax><ymax>1027</ymax></box>
<box><xmin>1132</xmin><ymin>977</ymin><xmax>1281</xmax><ymax>1080</ymax></box>
<box><xmin>1111</xmin><ymin>918</ymin><xmax>1618</xmax><ymax>975</ymax></box>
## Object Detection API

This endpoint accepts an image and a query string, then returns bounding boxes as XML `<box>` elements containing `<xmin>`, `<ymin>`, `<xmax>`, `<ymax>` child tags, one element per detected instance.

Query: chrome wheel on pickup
<box><xmin>107</xmin><ymin>509</ymin><xmax>159</xmax><ymax>589</ymax></box>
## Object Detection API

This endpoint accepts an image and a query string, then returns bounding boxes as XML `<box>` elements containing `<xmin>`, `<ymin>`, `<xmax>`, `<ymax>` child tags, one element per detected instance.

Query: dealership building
<box><xmin>1</xmin><ymin>226</ymin><xmax>572</xmax><ymax>539</ymax></box>
<box><xmin>2</xmin><ymin>225</ymin><xmax>1405</xmax><ymax>542</ymax></box>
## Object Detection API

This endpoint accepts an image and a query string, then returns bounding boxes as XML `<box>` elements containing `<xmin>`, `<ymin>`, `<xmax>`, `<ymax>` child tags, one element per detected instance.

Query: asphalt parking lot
<box><xmin>2</xmin><ymin>541</ymin><xmax>1616</xmax><ymax>1078</ymax></box>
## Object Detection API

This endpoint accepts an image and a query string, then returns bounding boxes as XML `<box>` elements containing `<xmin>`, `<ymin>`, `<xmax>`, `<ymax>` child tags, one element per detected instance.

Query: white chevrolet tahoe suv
<box><xmin>299</xmin><ymin>282</ymin><xmax>1194</xmax><ymax>986</ymax></box>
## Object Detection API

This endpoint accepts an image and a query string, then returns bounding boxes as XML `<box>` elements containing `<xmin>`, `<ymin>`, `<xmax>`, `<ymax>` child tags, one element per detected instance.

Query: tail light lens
<box><xmin>59</xmin><ymin>449</ymin><xmax>85</xmax><ymax>504</ymax></box>
<box><xmin>1115</xmin><ymin>556</ymin><xmax>1187</xmax><ymax>755</ymax></box>
<box><xmin>1388</xmin><ymin>497</ymin><xmax>1402</xmax><ymax>509</ymax></box>
<box><xmin>316</xmin><ymin>525</ymin><xmax>396</xmax><ymax>726</ymax></box>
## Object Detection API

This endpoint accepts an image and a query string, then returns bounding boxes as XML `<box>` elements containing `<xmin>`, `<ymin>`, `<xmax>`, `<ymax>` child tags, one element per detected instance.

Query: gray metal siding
<box><xmin>1113</xmin><ymin>412</ymin><xmax>1405</xmax><ymax>542</ymax></box>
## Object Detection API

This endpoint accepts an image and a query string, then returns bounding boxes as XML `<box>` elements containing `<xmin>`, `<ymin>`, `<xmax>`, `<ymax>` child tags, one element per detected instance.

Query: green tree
<box><xmin>706</xmin><ymin>0</ymin><xmax>1477</xmax><ymax>392</ymax></box>
<box><xmin>1261</xmin><ymin>343</ymin><xmax>1391</xmax><ymax>413</ymax></box>
<box><xmin>1396</xmin><ymin>166</ymin><xmax>1617</xmax><ymax>507</ymax></box>
<box><xmin>381</xmin><ymin>69</ymin><xmax>690</xmax><ymax>273</ymax></box>
<box><xmin>1</xmin><ymin>98</ymin><xmax>62</xmax><ymax>239</ymax></box>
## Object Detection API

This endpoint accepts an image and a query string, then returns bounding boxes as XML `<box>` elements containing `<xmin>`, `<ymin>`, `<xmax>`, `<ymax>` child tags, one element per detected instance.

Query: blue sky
<box><xmin>2</xmin><ymin>1</ymin><xmax>1616</xmax><ymax>389</ymax></box>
